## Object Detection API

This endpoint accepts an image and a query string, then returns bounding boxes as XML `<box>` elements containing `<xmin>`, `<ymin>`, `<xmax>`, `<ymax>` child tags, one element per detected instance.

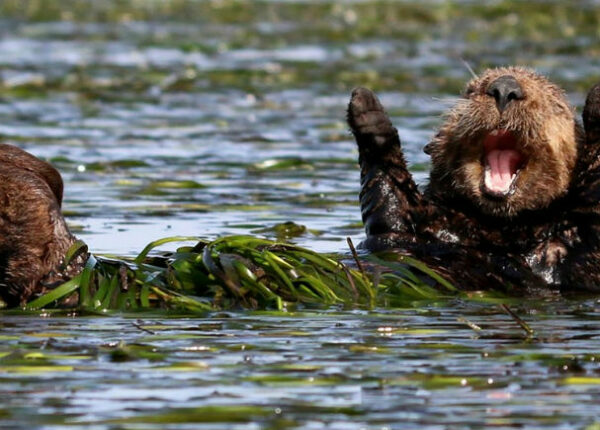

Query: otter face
<box><xmin>427</xmin><ymin>67</ymin><xmax>581</xmax><ymax>217</ymax></box>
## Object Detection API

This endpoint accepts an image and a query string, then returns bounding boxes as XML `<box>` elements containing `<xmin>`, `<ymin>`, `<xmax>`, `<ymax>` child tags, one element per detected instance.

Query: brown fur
<box><xmin>348</xmin><ymin>68</ymin><xmax>600</xmax><ymax>293</ymax></box>
<box><xmin>0</xmin><ymin>144</ymin><xmax>84</xmax><ymax>306</ymax></box>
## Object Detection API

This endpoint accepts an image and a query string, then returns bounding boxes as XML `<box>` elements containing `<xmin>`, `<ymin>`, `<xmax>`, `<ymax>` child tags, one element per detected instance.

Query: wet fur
<box><xmin>0</xmin><ymin>144</ymin><xmax>85</xmax><ymax>306</ymax></box>
<box><xmin>348</xmin><ymin>67</ymin><xmax>600</xmax><ymax>293</ymax></box>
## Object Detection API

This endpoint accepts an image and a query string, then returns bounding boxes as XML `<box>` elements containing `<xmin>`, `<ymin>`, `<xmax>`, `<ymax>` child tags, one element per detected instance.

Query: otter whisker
<box><xmin>460</xmin><ymin>58</ymin><xmax>478</xmax><ymax>80</ymax></box>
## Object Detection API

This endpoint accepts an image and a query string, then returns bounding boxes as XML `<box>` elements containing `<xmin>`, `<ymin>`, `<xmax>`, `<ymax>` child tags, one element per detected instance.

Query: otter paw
<box><xmin>347</xmin><ymin>87</ymin><xmax>398</xmax><ymax>150</ymax></box>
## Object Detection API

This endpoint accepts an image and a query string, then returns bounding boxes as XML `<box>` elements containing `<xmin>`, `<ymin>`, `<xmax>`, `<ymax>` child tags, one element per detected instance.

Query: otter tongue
<box><xmin>484</xmin><ymin>149</ymin><xmax>520</xmax><ymax>194</ymax></box>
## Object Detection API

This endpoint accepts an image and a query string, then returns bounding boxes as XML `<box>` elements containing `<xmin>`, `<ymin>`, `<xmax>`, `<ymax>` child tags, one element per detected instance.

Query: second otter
<box><xmin>0</xmin><ymin>144</ymin><xmax>85</xmax><ymax>306</ymax></box>
<box><xmin>348</xmin><ymin>67</ymin><xmax>600</xmax><ymax>292</ymax></box>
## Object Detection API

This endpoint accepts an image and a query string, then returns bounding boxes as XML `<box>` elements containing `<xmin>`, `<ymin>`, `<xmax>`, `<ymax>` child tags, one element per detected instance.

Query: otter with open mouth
<box><xmin>427</xmin><ymin>68</ymin><xmax>579</xmax><ymax>218</ymax></box>
<box><xmin>348</xmin><ymin>66</ymin><xmax>600</xmax><ymax>293</ymax></box>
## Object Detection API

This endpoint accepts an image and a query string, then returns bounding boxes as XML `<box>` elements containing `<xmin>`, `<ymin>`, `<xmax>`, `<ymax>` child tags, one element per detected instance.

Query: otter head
<box><xmin>426</xmin><ymin>67</ymin><xmax>581</xmax><ymax>217</ymax></box>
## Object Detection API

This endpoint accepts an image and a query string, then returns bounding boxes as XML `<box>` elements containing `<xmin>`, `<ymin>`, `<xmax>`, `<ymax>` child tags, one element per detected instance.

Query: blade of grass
<box><xmin>134</xmin><ymin>236</ymin><xmax>199</xmax><ymax>264</ymax></box>
<box><xmin>26</xmin><ymin>274</ymin><xmax>83</xmax><ymax>310</ymax></box>
<box><xmin>78</xmin><ymin>255</ymin><xmax>97</xmax><ymax>308</ymax></box>
<box><xmin>61</xmin><ymin>239</ymin><xmax>88</xmax><ymax>270</ymax></box>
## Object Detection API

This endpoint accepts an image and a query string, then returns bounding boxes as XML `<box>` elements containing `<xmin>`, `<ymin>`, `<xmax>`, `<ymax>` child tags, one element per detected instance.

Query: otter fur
<box><xmin>0</xmin><ymin>144</ymin><xmax>84</xmax><ymax>306</ymax></box>
<box><xmin>347</xmin><ymin>67</ymin><xmax>600</xmax><ymax>293</ymax></box>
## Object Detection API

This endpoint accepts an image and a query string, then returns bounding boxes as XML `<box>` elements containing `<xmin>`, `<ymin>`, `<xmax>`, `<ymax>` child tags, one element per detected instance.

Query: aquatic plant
<box><xmin>25</xmin><ymin>235</ymin><xmax>458</xmax><ymax>312</ymax></box>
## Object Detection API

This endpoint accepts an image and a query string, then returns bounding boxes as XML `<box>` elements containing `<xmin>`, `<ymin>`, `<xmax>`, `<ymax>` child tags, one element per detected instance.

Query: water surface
<box><xmin>1</xmin><ymin>1</ymin><xmax>600</xmax><ymax>428</ymax></box>
<box><xmin>2</xmin><ymin>299</ymin><xmax>600</xmax><ymax>429</ymax></box>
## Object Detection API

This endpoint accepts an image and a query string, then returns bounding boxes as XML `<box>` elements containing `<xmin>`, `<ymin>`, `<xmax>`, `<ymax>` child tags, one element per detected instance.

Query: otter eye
<box><xmin>463</xmin><ymin>87</ymin><xmax>475</xmax><ymax>98</ymax></box>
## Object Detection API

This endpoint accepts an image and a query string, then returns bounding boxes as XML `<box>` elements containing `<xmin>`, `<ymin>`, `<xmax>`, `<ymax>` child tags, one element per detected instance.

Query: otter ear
<box><xmin>583</xmin><ymin>83</ymin><xmax>600</xmax><ymax>143</ymax></box>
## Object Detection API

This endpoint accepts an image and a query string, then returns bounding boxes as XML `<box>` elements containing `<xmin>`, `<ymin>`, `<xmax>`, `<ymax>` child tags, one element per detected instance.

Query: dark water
<box><xmin>1</xmin><ymin>0</ymin><xmax>600</xmax><ymax>428</ymax></box>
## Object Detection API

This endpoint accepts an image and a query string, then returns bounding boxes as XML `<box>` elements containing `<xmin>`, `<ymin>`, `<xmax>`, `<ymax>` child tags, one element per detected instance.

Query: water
<box><xmin>1</xmin><ymin>0</ymin><xmax>600</xmax><ymax>428</ymax></box>
<box><xmin>1</xmin><ymin>300</ymin><xmax>600</xmax><ymax>429</ymax></box>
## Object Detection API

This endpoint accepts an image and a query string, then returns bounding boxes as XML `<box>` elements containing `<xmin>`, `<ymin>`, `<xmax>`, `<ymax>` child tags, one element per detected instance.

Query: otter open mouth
<box><xmin>481</xmin><ymin>129</ymin><xmax>525</xmax><ymax>198</ymax></box>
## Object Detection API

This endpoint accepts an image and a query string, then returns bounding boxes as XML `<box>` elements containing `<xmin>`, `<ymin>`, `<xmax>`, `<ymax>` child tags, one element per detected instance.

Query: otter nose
<box><xmin>486</xmin><ymin>75</ymin><xmax>524</xmax><ymax>113</ymax></box>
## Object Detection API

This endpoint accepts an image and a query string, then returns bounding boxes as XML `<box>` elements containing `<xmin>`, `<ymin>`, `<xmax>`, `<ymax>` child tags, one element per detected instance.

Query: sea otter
<box><xmin>348</xmin><ymin>67</ymin><xmax>600</xmax><ymax>293</ymax></box>
<box><xmin>0</xmin><ymin>144</ymin><xmax>85</xmax><ymax>307</ymax></box>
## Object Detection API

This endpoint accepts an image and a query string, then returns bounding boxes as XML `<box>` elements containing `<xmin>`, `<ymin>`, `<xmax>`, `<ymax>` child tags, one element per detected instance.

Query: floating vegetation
<box><xmin>84</xmin><ymin>159</ymin><xmax>151</xmax><ymax>172</ymax></box>
<box><xmin>24</xmin><ymin>235</ymin><xmax>459</xmax><ymax>312</ymax></box>
<box><xmin>253</xmin><ymin>221</ymin><xmax>315</xmax><ymax>241</ymax></box>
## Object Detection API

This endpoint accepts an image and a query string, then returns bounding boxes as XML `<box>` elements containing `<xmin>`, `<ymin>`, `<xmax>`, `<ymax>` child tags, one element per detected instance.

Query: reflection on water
<box><xmin>1</xmin><ymin>1</ymin><xmax>600</xmax><ymax>428</ymax></box>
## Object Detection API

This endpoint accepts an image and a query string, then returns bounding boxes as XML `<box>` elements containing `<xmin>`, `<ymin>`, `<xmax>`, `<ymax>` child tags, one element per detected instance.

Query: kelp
<box><xmin>25</xmin><ymin>235</ymin><xmax>457</xmax><ymax>312</ymax></box>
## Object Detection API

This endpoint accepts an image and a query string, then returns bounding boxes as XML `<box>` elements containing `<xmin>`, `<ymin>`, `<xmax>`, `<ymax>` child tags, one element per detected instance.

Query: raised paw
<box><xmin>347</xmin><ymin>87</ymin><xmax>400</xmax><ymax>154</ymax></box>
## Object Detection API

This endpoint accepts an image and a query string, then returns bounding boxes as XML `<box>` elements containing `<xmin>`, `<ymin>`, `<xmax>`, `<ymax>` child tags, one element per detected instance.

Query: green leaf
<box><xmin>26</xmin><ymin>274</ymin><xmax>83</xmax><ymax>310</ymax></box>
<box><xmin>134</xmin><ymin>236</ymin><xmax>200</xmax><ymax>264</ymax></box>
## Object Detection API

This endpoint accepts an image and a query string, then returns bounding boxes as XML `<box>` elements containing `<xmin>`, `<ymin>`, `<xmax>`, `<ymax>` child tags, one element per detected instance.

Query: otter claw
<box><xmin>349</xmin><ymin>87</ymin><xmax>384</xmax><ymax>118</ymax></box>
<box><xmin>347</xmin><ymin>87</ymin><xmax>399</xmax><ymax>152</ymax></box>
<box><xmin>348</xmin><ymin>87</ymin><xmax>390</xmax><ymax>131</ymax></box>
